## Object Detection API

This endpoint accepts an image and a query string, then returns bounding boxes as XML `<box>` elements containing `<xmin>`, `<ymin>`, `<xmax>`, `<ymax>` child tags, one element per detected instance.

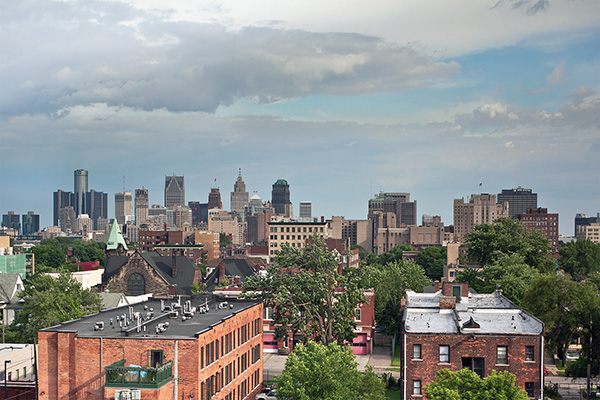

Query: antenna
<box><xmin>239</xmin><ymin>168</ymin><xmax>242</xmax><ymax>178</ymax></box>
<box><xmin>123</xmin><ymin>176</ymin><xmax>125</xmax><ymax>192</ymax></box>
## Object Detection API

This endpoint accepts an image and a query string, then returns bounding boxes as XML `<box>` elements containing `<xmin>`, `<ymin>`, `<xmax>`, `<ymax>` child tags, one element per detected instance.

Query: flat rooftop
<box><xmin>40</xmin><ymin>297</ymin><xmax>261</xmax><ymax>339</ymax></box>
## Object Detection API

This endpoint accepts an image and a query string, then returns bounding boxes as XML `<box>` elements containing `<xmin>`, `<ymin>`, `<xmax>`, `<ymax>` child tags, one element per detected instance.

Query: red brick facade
<box><xmin>38</xmin><ymin>300</ymin><xmax>264</xmax><ymax>400</ymax></box>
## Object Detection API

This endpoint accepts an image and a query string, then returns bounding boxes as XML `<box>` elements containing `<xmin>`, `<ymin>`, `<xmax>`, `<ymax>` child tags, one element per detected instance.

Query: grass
<box><xmin>392</xmin><ymin>345</ymin><xmax>402</xmax><ymax>366</ymax></box>
<box><xmin>385</xmin><ymin>387</ymin><xmax>401</xmax><ymax>400</ymax></box>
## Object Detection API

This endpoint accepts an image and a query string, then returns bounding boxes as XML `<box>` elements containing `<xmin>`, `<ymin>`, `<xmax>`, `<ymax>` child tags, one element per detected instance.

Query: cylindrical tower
<box><xmin>74</xmin><ymin>169</ymin><xmax>88</xmax><ymax>216</ymax></box>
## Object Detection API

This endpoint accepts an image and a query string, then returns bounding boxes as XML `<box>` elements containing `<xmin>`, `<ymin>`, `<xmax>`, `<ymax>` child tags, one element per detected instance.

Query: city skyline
<box><xmin>1</xmin><ymin>1</ymin><xmax>598</xmax><ymax>236</ymax></box>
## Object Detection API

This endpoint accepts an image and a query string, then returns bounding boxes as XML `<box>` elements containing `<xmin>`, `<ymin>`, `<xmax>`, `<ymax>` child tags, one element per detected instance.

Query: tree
<box><xmin>6</xmin><ymin>272</ymin><xmax>102</xmax><ymax>343</ymax></box>
<box><xmin>558</xmin><ymin>239</ymin><xmax>600</xmax><ymax>281</ymax></box>
<box><xmin>219</xmin><ymin>233</ymin><xmax>232</xmax><ymax>247</ymax></box>
<box><xmin>424</xmin><ymin>368</ymin><xmax>528</xmax><ymax>400</ymax></box>
<box><xmin>376</xmin><ymin>244</ymin><xmax>414</xmax><ymax>265</ymax></box>
<box><xmin>71</xmin><ymin>240</ymin><xmax>105</xmax><ymax>265</ymax></box>
<box><xmin>29</xmin><ymin>245</ymin><xmax>66</xmax><ymax>271</ymax></box>
<box><xmin>465</xmin><ymin>218</ymin><xmax>553</xmax><ymax>272</ymax></box>
<box><xmin>242</xmin><ymin>235</ymin><xmax>365</xmax><ymax>346</ymax></box>
<box><xmin>369</xmin><ymin>260</ymin><xmax>430</xmax><ymax>337</ymax></box>
<box><xmin>275</xmin><ymin>341</ymin><xmax>385</xmax><ymax>400</ymax></box>
<box><xmin>416</xmin><ymin>246</ymin><xmax>447</xmax><ymax>281</ymax></box>
<box><xmin>522</xmin><ymin>273</ymin><xmax>600</xmax><ymax>367</ymax></box>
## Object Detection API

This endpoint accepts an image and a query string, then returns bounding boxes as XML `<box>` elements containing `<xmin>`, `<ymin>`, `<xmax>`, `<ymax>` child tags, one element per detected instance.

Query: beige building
<box><xmin>577</xmin><ymin>222</ymin><xmax>600</xmax><ymax>244</ymax></box>
<box><xmin>453</xmin><ymin>194</ymin><xmax>509</xmax><ymax>241</ymax></box>
<box><xmin>208</xmin><ymin>210</ymin><xmax>245</xmax><ymax>245</ymax></box>
<box><xmin>267</xmin><ymin>220</ymin><xmax>328</xmax><ymax>260</ymax></box>
<box><xmin>114</xmin><ymin>191</ymin><xmax>133</xmax><ymax>225</ymax></box>
<box><xmin>328</xmin><ymin>216</ymin><xmax>373</xmax><ymax>252</ymax></box>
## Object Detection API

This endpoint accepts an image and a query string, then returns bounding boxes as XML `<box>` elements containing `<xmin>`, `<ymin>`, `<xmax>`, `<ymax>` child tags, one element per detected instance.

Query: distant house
<box><xmin>401</xmin><ymin>281</ymin><xmax>544</xmax><ymax>399</ymax></box>
<box><xmin>0</xmin><ymin>274</ymin><xmax>25</xmax><ymax>331</ymax></box>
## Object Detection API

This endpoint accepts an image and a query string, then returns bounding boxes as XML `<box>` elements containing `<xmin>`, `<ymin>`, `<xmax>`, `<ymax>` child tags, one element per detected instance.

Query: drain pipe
<box><xmin>403</xmin><ymin>333</ymin><xmax>407</xmax><ymax>400</ymax></box>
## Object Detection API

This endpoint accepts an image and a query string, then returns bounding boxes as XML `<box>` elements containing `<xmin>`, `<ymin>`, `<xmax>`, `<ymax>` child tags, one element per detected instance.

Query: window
<box><xmin>413</xmin><ymin>344</ymin><xmax>422</xmax><ymax>360</ymax></box>
<box><xmin>525</xmin><ymin>382</ymin><xmax>534</xmax><ymax>397</ymax></box>
<box><xmin>150</xmin><ymin>350</ymin><xmax>163</xmax><ymax>367</ymax></box>
<box><xmin>462</xmin><ymin>357</ymin><xmax>484</xmax><ymax>378</ymax></box>
<box><xmin>354</xmin><ymin>308</ymin><xmax>361</xmax><ymax>322</ymax></box>
<box><xmin>525</xmin><ymin>346</ymin><xmax>534</xmax><ymax>362</ymax></box>
<box><xmin>413</xmin><ymin>380</ymin><xmax>422</xmax><ymax>395</ymax></box>
<box><xmin>439</xmin><ymin>345</ymin><xmax>449</xmax><ymax>363</ymax></box>
<box><xmin>497</xmin><ymin>346</ymin><xmax>508</xmax><ymax>364</ymax></box>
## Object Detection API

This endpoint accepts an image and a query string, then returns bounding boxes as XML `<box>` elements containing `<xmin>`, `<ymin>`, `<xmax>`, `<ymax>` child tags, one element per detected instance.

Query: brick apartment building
<box><xmin>402</xmin><ymin>281</ymin><xmax>544</xmax><ymax>399</ymax></box>
<box><xmin>38</xmin><ymin>297</ymin><xmax>263</xmax><ymax>400</ymax></box>
<box><xmin>518</xmin><ymin>208</ymin><xmax>559</xmax><ymax>252</ymax></box>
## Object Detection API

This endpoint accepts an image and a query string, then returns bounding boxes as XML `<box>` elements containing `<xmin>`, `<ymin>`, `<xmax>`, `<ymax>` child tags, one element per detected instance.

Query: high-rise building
<box><xmin>299</xmin><ymin>201</ymin><xmax>313</xmax><ymax>221</ymax></box>
<box><xmin>498</xmin><ymin>187</ymin><xmax>538</xmax><ymax>219</ymax></box>
<box><xmin>164</xmin><ymin>175</ymin><xmax>185</xmax><ymax>207</ymax></box>
<box><xmin>76</xmin><ymin>214</ymin><xmax>92</xmax><ymax>233</ymax></box>
<box><xmin>114</xmin><ymin>191</ymin><xmax>133</xmax><ymax>225</ymax></box>
<box><xmin>22</xmin><ymin>211</ymin><xmax>40</xmax><ymax>235</ymax></box>
<box><xmin>208</xmin><ymin>188</ymin><xmax>223</xmax><ymax>210</ymax></box>
<box><xmin>574</xmin><ymin>213</ymin><xmax>599</xmax><ymax>239</ymax></box>
<box><xmin>135</xmin><ymin>189</ymin><xmax>149</xmax><ymax>226</ymax></box>
<box><xmin>58</xmin><ymin>206</ymin><xmax>76</xmax><ymax>232</ymax></box>
<box><xmin>1</xmin><ymin>211</ymin><xmax>21</xmax><ymax>235</ymax></box>
<box><xmin>230</xmin><ymin>169</ymin><xmax>249</xmax><ymax>217</ymax></box>
<box><xmin>368</xmin><ymin>192</ymin><xmax>417</xmax><ymax>227</ymax></box>
<box><xmin>272</xmin><ymin>179</ymin><xmax>293</xmax><ymax>217</ymax></box>
<box><xmin>453</xmin><ymin>194</ymin><xmax>509</xmax><ymax>241</ymax></box>
<box><xmin>519</xmin><ymin>208</ymin><xmax>559</xmax><ymax>251</ymax></box>
<box><xmin>53</xmin><ymin>189</ymin><xmax>73</xmax><ymax>227</ymax></box>
<box><xmin>74</xmin><ymin>169</ymin><xmax>88</xmax><ymax>216</ymax></box>
<box><xmin>85</xmin><ymin>190</ymin><xmax>108</xmax><ymax>230</ymax></box>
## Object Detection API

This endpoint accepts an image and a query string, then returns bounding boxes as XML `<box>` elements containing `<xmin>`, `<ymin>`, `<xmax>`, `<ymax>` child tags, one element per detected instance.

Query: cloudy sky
<box><xmin>1</xmin><ymin>0</ymin><xmax>599</xmax><ymax>235</ymax></box>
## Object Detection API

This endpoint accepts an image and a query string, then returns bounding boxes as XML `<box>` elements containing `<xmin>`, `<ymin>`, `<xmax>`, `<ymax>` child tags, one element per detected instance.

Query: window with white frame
<box><xmin>439</xmin><ymin>345</ymin><xmax>450</xmax><ymax>363</ymax></box>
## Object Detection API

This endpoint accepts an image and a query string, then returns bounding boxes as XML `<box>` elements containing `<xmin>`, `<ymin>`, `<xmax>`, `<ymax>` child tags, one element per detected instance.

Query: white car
<box><xmin>255</xmin><ymin>389</ymin><xmax>277</xmax><ymax>400</ymax></box>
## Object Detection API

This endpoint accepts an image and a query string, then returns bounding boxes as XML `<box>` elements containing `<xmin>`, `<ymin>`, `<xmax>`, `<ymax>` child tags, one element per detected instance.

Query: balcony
<box><xmin>104</xmin><ymin>359</ymin><xmax>173</xmax><ymax>389</ymax></box>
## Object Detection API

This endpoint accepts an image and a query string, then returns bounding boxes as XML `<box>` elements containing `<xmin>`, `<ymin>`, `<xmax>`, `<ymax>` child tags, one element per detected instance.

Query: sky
<box><xmin>1</xmin><ymin>0</ymin><xmax>599</xmax><ymax>236</ymax></box>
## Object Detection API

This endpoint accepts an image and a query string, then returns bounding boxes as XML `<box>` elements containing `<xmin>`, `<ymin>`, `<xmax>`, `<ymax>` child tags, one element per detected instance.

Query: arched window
<box><xmin>127</xmin><ymin>273</ymin><xmax>146</xmax><ymax>295</ymax></box>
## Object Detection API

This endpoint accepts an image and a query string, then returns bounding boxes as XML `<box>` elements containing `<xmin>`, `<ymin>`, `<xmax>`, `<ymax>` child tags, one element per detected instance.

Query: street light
<box><xmin>4</xmin><ymin>359</ymin><xmax>11</xmax><ymax>400</ymax></box>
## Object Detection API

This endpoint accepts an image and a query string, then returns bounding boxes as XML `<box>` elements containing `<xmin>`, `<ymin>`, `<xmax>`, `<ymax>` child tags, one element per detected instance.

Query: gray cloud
<box><xmin>1</xmin><ymin>1</ymin><xmax>458</xmax><ymax>117</ymax></box>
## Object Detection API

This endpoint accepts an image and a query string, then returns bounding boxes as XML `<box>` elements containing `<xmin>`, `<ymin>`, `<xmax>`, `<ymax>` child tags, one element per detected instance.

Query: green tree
<box><xmin>7</xmin><ymin>271</ymin><xmax>102</xmax><ymax>343</ymax></box>
<box><xmin>558</xmin><ymin>239</ymin><xmax>600</xmax><ymax>281</ymax></box>
<box><xmin>71</xmin><ymin>241</ymin><xmax>105</xmax><ymax>265</ymax></box>
<box><xmin>242</xmin><ymin>235</ymin><xmax>365</xmax><ymax>346</ymax></box>
<box><xmin>523</xmin><ymin>273</ymin><xmax>600</xmax><ymax>367</ymax></box>
<box><xmin>369</xmin><ymin>260</ymin><xmax>430</xmax><ymax>339</ymax></box>
<box><xmin>416</xmin><ymin>246</ymin><xmax>447</xmax><ymax>281</ymax></box>
<box><xmin>29</xmin><ymin>245</ymin><xmax>66</xmax><ymax>271</ymax></box>
<box><xmin>275</xmin><ymin>341</ymin><xmax>385</xmax><ymax>400</ymax></box>
<box><xmin>424</xmin><ymin>368</ymin><xmax>528</xmax><ymax>400</ymax></box>
<box><xmin>456</xmin><ymin>268</ymin><xmax>486</xmax><ymax>293</ymax></box>
<box><xmin>377</xmin><ymin>244</ymin><xmax>414</xmax><ymax>265</ymax></box>
<box><xmin>465</xmin><ymin>218</ymin><xmax>553</xmax><ymax>272</ymax></box>
<box><xmin>219</xmin><ymin>233</ymin><xmax>232</xmax><ymax>247</ymax></box>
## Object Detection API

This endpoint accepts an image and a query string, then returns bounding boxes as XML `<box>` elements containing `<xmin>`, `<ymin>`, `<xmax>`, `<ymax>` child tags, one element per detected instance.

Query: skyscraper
<box><xmin>164</xmin><ymin>175</ymin><xmax>185</xmax><ymax>208</ymax></box>
<box><xmin>367</xmin><ymin>192</ymin><xmax>417</xmax><ymax>227</ymax></box>
<box><xmin>453</xmin><ymin>194</ymin><xmax>509</xmax><ymax>241</ymax></box>
<box><xmin>299</xmin><ymin>201</ymin><xmax>313</xmax><ymax>221</ymax></box>
<box><xmin>22</xmin><ymin>211</ymin><xmax>40</xmax><ymax>235</ymax></box>
<box><xmin>135</xmin><ymin>189</ymin><xmax>149</xmax><ymax>225</ymax></box>
<box><xmin>53</xmin><ymin>189</ymin><xmax>73</xmax><ymax>227</ymax></box>
<box><xmin>497</xmin><ymin>187</ymin><xmax>537</xmax><ymax>219</ymax></box>
<box><xmin>115</xmin><ymin>191</ymin><xmax>133</xmax><ymax>225</ymax></box>
<box><xmin>85</xmin><ymin>189</ymin><xmax>108</xmax><ymax>229</ymax></box>
<box><xmin>230</xmin><ymin>169</ymin><xmax>249</xmax><ymax>217</ymax></box>
<box><xmin>74</xmin><ymin>169</ymin><xmax>88</xmax><ymax>216</ymax></box>
<box><xmin>1</xmin><ymin>211</ymin><xmax>21</xmax><ymax>235</ymax></box>
<box><xmin>208</xmin><ymin>188</ymin><xmax>223</xmax><ymax>210</ymax></box>
<box><xmin>272</xmin><ymin>179</ymin><xmax>292</xmax><ymax>217</ymax></box>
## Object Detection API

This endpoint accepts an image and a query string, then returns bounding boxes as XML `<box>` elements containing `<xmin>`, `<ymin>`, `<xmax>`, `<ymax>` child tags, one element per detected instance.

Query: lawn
<box><xmin>392</xmin><ymin>345</ymin><xmax>402</xmax><ymax>366</ymax></box>
<box><xmin>385</xmin><ymin>387</ymin><xmax>401</xmax><ymax>400</ymax></box>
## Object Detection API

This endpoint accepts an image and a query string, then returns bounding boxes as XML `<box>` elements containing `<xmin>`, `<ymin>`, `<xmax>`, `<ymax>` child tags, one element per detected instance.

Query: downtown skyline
<box><xmin>1</xmin><ymin>0</ymin><xmax>599</xmax><ymax>236</ymax></box>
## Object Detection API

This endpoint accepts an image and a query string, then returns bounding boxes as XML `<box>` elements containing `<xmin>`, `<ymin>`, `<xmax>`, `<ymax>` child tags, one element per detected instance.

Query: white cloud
<box><xmin>546</xmin><ymin>61</ymin><xmax>569</xmax><ymax>86</ymax></box>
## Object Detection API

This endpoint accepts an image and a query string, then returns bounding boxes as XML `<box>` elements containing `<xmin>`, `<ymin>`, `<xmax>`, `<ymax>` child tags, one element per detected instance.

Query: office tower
<box><xmin>498</xmin><ymin>187</ymin><xmax>537</xmax><ymax>219</ymax></box>
<box><xmin>368</xmin><ymin>192</ymin><xmax>417</xmax><ymax>227</ymax></box>
<box><xmin>85</xmin><ymin>190</ymin><xmax>108</xmax><ymax>230</ymax></box>
<box><xmin>53</xmin><ymin>189</ymin><xmax>73</xmax><ymax>226</ymax></box>
<box><xmin>74</xmin><ymin>169</ymin><xmax>88</xmax><ymax>216</ymax></box>
<box><xmin>58</xmin><ymin>206</ymin><xmax>76</xmax><ymax>232</ymax></box>
<box><xmin>164</xmin><ymin>175</ymin><xmax>185</xmax><ymax>208</ymax></box>
<box><xmin>2</xmin><ymin>211</ymin><xmax>21</xmax><ymax>234</ymax></box>
<box><xmin>272</xmin><ymin>179</ymin><xmax>293</xmax><ymax>217</ymax></box>
<box><xmin>115</xmin><ymin>191</ymin><xmax>133</xmax><ymax>225</ymax></box>
<box><xmin>230</xmin><ymin>169</ymin><xmax>249</xmax><ymax>217</ymax></box>
<box><xmin>453</xmin><ymin>194</ymin><xmax>509</xmax><ymax>241</ymax></box>
<box><xmin>173</xmin><ymin>206</ymin><xmax>192</xmax><ymax>228</ymax></box>
<box><xmin>76</xmin><ymin>214</ymin><xmax>92</xmax><ymax>233</ymax></box>
<box><xmin>22</xmin><ymin>211</ymin><xmax>40</xmax><ymax>235</ymax></box>
<box><xmin>519</xmin><ymin>208</ymin><xmax>559</xmax><ymax>251</ymax></box>
<box><xmin>299</xmin><ymin>201</ymin><xmax>313</xmax><ymax>221</ymax></box>
<box><xmin>208</xmin><ymin>188</ymin><xmax>223</xmax><ymax>210</ymax></box>
<box><xmin>575</xmin><ymin>213</ymin><xmax>599</xmax><ymax>240</ymax></box>
<box><xmin>135</xmin><ymin>189</ymin><xmax>149</xmax><ymax>226</ymax></box>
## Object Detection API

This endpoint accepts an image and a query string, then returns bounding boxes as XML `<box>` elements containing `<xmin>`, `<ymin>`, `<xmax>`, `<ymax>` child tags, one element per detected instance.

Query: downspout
<box><xmin>100</xmin><ymin>338</ymin><xmax>103</xmax><ymax>400</ymax></box>
<box><xmin>174</xmin><ymin>340</ymin><xmax>178</xmax><ymax>400</ymax></box>
<box><xmin>403</xmin><ymin>332</ymin><xmax>407</xmax><ymax>400</ymax></box>
<box><xmin>540</xmin><ymin>336</ymin><xmax>544</xmax><ymax>400</ymax></box>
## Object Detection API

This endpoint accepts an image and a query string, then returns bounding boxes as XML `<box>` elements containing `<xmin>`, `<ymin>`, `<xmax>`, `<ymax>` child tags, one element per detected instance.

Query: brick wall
<box><xmin>403</xmin><ymin>333</ymin><xmax>542</xmax><ymax>399</ymax></box>
<box><xmin>104</xmin><ymin>252</ymin><xmax>169</xmax><ymax>295</ymax></box>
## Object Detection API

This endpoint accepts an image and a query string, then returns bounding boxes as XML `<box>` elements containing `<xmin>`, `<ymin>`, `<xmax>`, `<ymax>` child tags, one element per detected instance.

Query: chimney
<box><xmin>434</xmin><ymin>280</ymin><xmax>440</xmax><ymax>292</ymax></box>
<box><xmin>439</xmin><ymin>296</ymin><xmax>456</xmax><ymax>309</ymax></box>
<box><xmin>171</xmin><ymin>249</ymin><xmax>178</xmax><ymax>278</ymax></box>
<box><xmin>321</xmin><ymin>216</ymin><xmax>324</xmax><ymax>223</ymax></box>
<box><xmin>219</xmin><ymin>262</ymin><xmax>225</xmax><ymax>281</ymax></box>
<box><xmin>169</xmin><ymin>285</ymin><xmax>176</xmax><ymax>295</ymax></box>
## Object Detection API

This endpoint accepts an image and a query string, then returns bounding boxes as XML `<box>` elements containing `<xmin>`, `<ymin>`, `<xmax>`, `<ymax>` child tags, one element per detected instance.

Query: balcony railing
<box><xmin>105</xmin><ymin>359</ymin><xmax>173</xmax><ymax>389</ymax></box>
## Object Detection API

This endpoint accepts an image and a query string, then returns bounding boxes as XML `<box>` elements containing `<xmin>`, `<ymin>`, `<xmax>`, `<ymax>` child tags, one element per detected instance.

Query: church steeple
<box><xmin>106</xmin><ymin>219</ymin><xmax>128</xmax><ymax>251</ymax></box>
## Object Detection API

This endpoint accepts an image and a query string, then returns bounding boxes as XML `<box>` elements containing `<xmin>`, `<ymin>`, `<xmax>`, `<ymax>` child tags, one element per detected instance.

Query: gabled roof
<box><xmin>0</xmin><ymin>274</ymin><xmax>24</xmax><ymax>305</ymax></box>
<box><xmin>106</xmin><ymin>220</ymin><xmax>128</xmax><ymax>251</ymax></box>
<box><xmin>205</xmin><ymin>258</ymin><xmax>258</xmax><ymax>292</ymax></box>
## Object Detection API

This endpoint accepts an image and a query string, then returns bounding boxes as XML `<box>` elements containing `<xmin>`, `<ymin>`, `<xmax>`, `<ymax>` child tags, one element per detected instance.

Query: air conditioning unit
<box><xmin>130</xmin><ymin>389</ymin><xmax>141</xmax><ymax>400</ymax></box>
<box><xmin>114</xmin><ymin>389</ymin><xmax>141</xmax><ymax>400</ymax></box>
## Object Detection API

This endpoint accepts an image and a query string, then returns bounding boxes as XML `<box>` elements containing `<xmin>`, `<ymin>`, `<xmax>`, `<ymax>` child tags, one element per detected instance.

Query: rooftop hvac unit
<box><xmin>115</xmin><ymin>389</ymin><xmax>141</xmax><ymax>400</ymax></box>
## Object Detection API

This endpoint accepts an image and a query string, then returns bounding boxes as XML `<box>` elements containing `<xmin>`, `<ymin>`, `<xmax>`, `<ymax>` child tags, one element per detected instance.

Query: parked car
<box><xmin>256</xmin><ymin>389</ymin><xmax>277</xmax><ymax>400</ymax></box>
